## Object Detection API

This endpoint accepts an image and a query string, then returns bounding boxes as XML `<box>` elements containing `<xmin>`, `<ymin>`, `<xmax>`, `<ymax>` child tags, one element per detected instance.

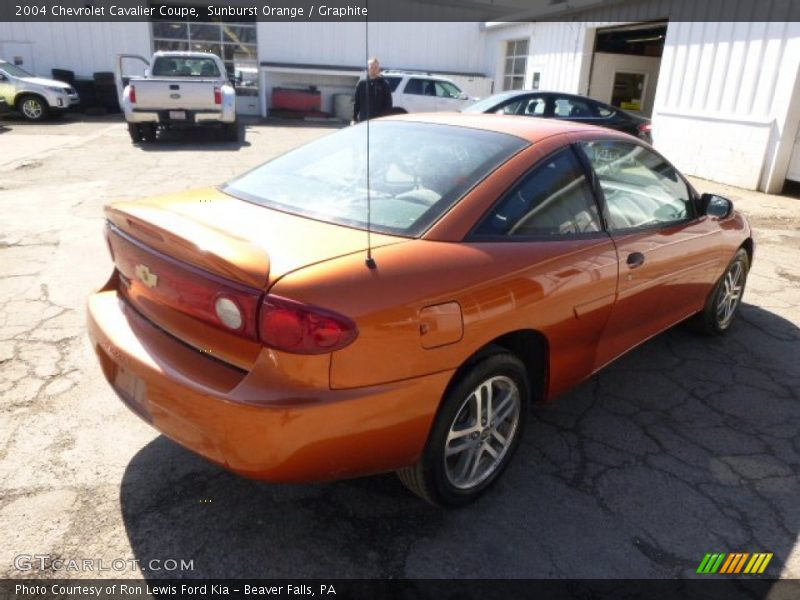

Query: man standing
<box><xmin>353</xmin><ymin>58</ymin><xmax>393</xmax><ymax>122</ymax></box>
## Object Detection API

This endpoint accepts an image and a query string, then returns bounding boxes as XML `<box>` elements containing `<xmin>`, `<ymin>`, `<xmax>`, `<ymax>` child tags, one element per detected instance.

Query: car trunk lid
<box><xmin>105</xmin><ymin>187</ymin><xmax>404</xmax><ymax>370</ymax></box>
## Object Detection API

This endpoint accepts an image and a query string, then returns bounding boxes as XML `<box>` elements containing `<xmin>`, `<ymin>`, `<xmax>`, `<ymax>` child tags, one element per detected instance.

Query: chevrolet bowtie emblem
<box><xmin>134</xmin><ymin>264</ymin><xmax>158</xmax><ymax>288</ymax></box>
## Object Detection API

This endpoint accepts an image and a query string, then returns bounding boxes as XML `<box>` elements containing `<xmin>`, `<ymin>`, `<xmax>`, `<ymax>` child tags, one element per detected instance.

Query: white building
<box><xmin>3</xmin><ymin>0</ymin><xmax>800</xmax><ymax>193</ymax></box>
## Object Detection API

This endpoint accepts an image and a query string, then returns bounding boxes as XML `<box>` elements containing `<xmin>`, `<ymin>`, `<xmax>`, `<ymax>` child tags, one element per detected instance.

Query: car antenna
<box><xmin>364</xmin><ymin>6</ymin><xmax>377</xmax><ymax>269</ymax></box>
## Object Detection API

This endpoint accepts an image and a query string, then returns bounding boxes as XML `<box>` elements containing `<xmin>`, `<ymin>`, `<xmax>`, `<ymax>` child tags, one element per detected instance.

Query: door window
<box><xmin>404</xmin><ymin>78</ymin><xmax>435</xmax><ymax>96</ymax></box>
<box><xmin>553</xmin><ymin>96</ymin><xmax>596</xmax><ymax>118</ymax></box>
<box><xmin>521</xmin><ymin>97</ymin><xmax>547</xmax><ymax>116</ymax></box>
<box><xmin>580</xmin><ymin>141</ymin><xmax>693</xmax><ymax>230</ymax></box>
<box><xmin>384</xmin><ymin>76</ymin><xmax>402</xmax><ymax>91</ymax></box>
<box><xmin>474</xmin><ymin>148</ymin><xmax>602</xmax><ymax>237</ymax></box>
<box><xmin>434</xmin><ymin>81</ymin><xmax>462</xmax><ymax>98</ymax></box>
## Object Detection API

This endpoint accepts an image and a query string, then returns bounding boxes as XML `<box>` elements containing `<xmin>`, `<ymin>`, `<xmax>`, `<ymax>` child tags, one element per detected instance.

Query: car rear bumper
<box><xmin>126</xmin><ymin>108</ymin><xmax>235</xmax><ymax>124</ymax></box>
<box><xmin>86</xmin><ymin>278</ymin><xmax>449</xmax><ymax>482</ymax></box>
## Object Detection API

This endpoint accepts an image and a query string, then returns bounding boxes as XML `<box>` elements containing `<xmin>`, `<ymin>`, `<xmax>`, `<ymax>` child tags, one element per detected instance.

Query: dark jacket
<box><xmin>353</xmin><ymin>76</ymin><xmax>393</xmax><ymax>121</ymax></box>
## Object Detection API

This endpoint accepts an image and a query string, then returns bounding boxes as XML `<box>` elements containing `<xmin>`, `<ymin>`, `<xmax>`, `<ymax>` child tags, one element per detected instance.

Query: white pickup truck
<box><xmin>116</xmin><ymin>51</ymin><xmax>239</xmax><ymax>144</ymax></box>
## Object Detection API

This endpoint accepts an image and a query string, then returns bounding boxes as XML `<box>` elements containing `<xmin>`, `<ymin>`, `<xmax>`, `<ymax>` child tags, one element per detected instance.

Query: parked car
<box><xmin>381</xmin><ymin>71</ymin><xmax>473</xmax><ymax>113</ymax></box>
<box><xmin>464</xmin><ymin>90</ymin><xmax>652</xmax><ymax>142</ymax></box>
<box><xmin>116</xmin><ymin>51</ymin><xmax>239</xmax><ymax>144</ymax></box>
<box><xmin>0</xmin><ymin>60</ymin><xmax>80</xmax><ymax>121</ymax></box>
<box><xmin>87</xmin><ymin>114</ymin><xmax>752</xmax><ymax>506</ymax></box>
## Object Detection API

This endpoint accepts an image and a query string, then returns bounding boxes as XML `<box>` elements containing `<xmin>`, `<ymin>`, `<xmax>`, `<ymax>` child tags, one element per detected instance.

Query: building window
<box><xmin>503</xmin><ymin>39</ymin><xmax>529</xmax><ymax>91</ymax></box>
<box><xmin>151</xmin><ymin>20</ymin><xmax>258</xmax><ymax>97</ymax></box>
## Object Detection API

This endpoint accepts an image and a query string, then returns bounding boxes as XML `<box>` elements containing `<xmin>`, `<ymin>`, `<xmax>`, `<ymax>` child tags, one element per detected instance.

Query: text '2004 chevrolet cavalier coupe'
<box><xmin>87</xmin><ymin>114</ymin><xmax>753</xmax><ymax>506</ymax></box>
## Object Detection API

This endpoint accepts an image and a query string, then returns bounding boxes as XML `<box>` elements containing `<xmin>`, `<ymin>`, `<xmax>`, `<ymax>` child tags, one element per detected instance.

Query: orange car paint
<box><xmin>87</xmin><ymin>114</ymin><xmax>751</xmax><ymax>482</ymax></box>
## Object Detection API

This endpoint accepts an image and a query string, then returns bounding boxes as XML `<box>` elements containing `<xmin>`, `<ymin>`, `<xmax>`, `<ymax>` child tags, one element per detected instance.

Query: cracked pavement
<box><xmin>0</xmin><ymin>114</ymin><xmax>798</xmax><ymax>580</ymax></box>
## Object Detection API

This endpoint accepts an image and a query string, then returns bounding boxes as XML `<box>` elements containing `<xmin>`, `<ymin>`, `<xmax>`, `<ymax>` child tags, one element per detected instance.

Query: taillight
<box><xmin>129</xmin><ymin>85</ymin><xmax>136</xmax><ymax>104</ymax></box>
<box><xmin>638</xmin><ymin>122</ymin><xmax>652</xmax><ymax>133</ymax></box>
<box><xmin>214</xmin><ymin>87</ymin><xmax>222</xmax><ymax>105</ymax></box>
<box><xmin>107</xmin><ymin>224</ymin><xmax>262</xmax><ymax>339</ymax></box>
<box><xmin>259</xmin><ymin>295</ymin><xmax>358</xmax><ymax>355</ymax></box>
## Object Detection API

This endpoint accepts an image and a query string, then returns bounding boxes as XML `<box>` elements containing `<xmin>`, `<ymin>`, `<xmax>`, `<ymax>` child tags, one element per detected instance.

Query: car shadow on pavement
<box><xmin>135</xmin><ymin>126</ymin><xmax>252</xmax><ymax>151</ymax></box>
<box><xmin>120</xmin><ymin>302</ymin><xmax>799</xmax><ymax>579</ymax></box>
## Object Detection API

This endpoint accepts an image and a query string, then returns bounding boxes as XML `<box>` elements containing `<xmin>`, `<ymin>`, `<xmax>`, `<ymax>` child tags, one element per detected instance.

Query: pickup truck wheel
<box><xmin>127</xmin><ymin>124</ymin><xmax>142</xmax><ymax>144</ymax></box>
<box><xmin>223</xmin><ymin>122</ymin><xmax>241</xmax><ymax>142</ymax></box>
<box><xmin>18</xmin><ymin>95</ymin><xmax>49</xmax><ymax>122</ymax></box>
<box><xmin>140</xmin><ymin>124</ymin><xmax>157</xmax><ymax>143</ymax></box>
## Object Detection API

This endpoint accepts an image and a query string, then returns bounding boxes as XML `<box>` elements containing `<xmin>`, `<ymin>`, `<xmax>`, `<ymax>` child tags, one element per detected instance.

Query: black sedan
<box><xmin>464</xmin><ymin>91</ymin><xmax>652</xmax><ymax>143</ymax></box>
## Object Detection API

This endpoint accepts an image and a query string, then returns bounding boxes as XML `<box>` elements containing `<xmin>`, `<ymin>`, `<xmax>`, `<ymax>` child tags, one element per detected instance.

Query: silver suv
<box><xmin>0</xmin><ymin>60</ymin><xmax>80</xmax><ymax>121</ymax></box>
<box><xmin>381</xmin><ymin>71</ymin><xmax>472</xmax><ymax>114</ymax></box>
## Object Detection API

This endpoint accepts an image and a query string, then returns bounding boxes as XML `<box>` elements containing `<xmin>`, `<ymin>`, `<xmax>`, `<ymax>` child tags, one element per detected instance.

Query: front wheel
<box><xmin>397</xmin><ymin>351</ymin><xmax>529</xmax><ymax>506</ymax></box>
<box><xmin>688</xmin><ymin>248</ymin><xmax>750</xmax><ymax>335</ymax></box>
<box><xmin>18</xmin><ymin>95</ymin><xmax>49</xmax><ymax>122</ymax></box>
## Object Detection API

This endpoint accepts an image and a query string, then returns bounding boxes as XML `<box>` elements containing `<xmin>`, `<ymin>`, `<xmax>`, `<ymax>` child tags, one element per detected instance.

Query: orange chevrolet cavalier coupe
<box><xmin>88</xmin><ymin>114</ymin><xmax>753</xmax><ymax>505</ymax></box>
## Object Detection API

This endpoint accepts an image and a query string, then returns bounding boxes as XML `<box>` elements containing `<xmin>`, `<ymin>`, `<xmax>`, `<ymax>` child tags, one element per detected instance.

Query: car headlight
<box><xmin>46</xmin><ymin>86</ymin><xmax>67</xmax><ymax>94</ymax></box>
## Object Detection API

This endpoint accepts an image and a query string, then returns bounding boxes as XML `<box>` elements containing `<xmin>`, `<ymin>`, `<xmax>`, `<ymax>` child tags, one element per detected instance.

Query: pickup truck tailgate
<box><xmin>131</xmin><ymin>78</ymin><xmax>220</xmax><ymax>111</ymax></box>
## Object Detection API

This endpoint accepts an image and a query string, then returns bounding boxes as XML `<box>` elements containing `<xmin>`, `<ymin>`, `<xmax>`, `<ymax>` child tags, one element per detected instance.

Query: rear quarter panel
<box><xmin>269</xmin><ymin>236</ymin><xmax>618</xmax><ymax>399</ymax></box>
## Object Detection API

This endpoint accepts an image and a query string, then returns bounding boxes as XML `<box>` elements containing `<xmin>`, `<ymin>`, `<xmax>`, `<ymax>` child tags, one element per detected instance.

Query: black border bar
<box><xmin>4</xmin><ymin>0</ymin><xmax>800</xmax><ymax>22</ymax></box>
<box><xmin>3</xmin><ymin>579</ymin><xmax>800</xmax><ymax>600</ymax></box>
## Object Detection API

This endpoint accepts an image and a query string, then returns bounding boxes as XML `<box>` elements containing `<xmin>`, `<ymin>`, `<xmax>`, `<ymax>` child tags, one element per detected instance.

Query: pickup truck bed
<box><xmin>118</xmin><ymin>52</ymin><xmax>239</xmax><ymax>144</ymax></box>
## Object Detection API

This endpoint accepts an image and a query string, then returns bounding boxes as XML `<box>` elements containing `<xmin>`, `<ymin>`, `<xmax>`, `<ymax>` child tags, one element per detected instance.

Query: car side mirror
<box><xmin>700</xmin><ymin>193</ymin><xmax>733</xmax><ymax>219</ymax></box>
<box><xmin>457</xmin><ymin>92</ymin><xmax>468</xmax><ymax>100</ymax></box>
<box><xmin>144</xmin><ymin>68</ymin><xmax>150</xmax><ymax>78</ymax></box>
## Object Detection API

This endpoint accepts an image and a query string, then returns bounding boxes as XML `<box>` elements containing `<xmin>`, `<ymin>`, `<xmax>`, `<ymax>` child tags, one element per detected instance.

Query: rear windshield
<box><xmin>151</xmin><ymin>56</ymin><xmax>220</xmax><ymax>78</ymax></box>
<box><xmin>462</xmin><ymin>93</ymin><xmax>520</xmax><ymax>113</ymax></box>
<box><xmin>222</xmin><ymin>121</ymin><xmax>528</xmax><ymax>237</ymax></box>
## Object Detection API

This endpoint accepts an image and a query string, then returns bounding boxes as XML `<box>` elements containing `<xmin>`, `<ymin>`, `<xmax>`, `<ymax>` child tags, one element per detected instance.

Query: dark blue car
<box><xmin>464</xmin><ymin>91</ymin><xmax>652</xmax><ymax>143</ymax></box>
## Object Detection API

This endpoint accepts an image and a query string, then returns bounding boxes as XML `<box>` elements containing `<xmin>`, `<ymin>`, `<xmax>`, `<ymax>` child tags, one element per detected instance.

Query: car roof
<box><xmin>153</xmin><ymin>51</ymin><xmax>219</xmax><ymax>58</ymax></box>
<box><xmin>384</xmin><ymin>112</ymin><xmax>610</xmax><ymax>144</ymax></box>
<box><xmin>382</xmin><ymin>71</ymin><xmax>455</xmax><ymax>82</ymax></box>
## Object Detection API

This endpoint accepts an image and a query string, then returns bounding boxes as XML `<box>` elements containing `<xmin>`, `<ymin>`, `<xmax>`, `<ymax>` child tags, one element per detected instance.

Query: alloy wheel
<box><xmin>444</xmin><ymin>375</ymin><xmax>521</xmax><ymax>490</ymax></box>
<box><xmin>716</xmin><ymin>260</ymin><xmax>744</xmax><ymax>328</ymax></box>
<box><xmin>22</xmin><ymin>98</ymin><xmax>44</xmax><ymax>120</ymax></box>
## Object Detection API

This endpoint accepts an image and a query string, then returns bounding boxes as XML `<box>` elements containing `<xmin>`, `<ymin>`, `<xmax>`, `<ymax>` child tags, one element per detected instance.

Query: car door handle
<box><xmin>626</xmin><ymin>252</ymin><xmax>645</xmax><ymax>269</ymax></box>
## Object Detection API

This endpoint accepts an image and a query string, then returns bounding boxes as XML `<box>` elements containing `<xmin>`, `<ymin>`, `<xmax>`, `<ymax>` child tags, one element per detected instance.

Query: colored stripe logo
<box><xmin>697</xmin><ymin>552</ymin><xmax>773</xmax><ymax>574</ymax></box>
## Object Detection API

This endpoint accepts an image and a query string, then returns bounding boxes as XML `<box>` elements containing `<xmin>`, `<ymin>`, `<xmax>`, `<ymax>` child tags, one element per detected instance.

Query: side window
<box><xmin>580</xmin><ymin>140</ymin><xmax>693</xmax><ymax>230</ymax></box>
<box><xmin>594</xmin><ymin>102</ymin><xmax>614</xmax><ymax>117</ymax></box>
<box><xmin>435</xmin><ymin>81</ymin><xmax>462</xmax><ymax>98</ymax></box>
<box><xmin>405</xmin><ymin>78</ymin><xmax>434</xmax><ymax>96</ymax></box>
<box><xmin>384</xmin><ymin>76</ymin><xmax>402</xmax><ymax>92</ymax></box>
<box><xmin>553</xmin><ymin>96</ymin><xmax>596</xmax><ymax>118</ymax></box>
<box><xmin>474</xmin><ymin>148</ymin><xmax>602</xmax><ymax>237</ymax></box>
<box><xmin>493</xmin><ymin>99</ymin><xmax>524</xmax><ymax>114</ymax></box>
<box><xmin>521</xmin><ymin>97</ymin><xmax>546</xmax><ymax>116</ymax></box>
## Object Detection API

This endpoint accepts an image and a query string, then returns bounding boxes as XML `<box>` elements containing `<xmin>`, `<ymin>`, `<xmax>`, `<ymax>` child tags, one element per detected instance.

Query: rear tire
<box><xmin>127</xmin><ymin>123</ymin><xmax>141</xmax><ymax>144</ymax></box>
<box><xmin>18</xmin><ymin>94</ymin><xmax>49</xmax><ymax>122</ymax></box>
<box><xmin>140</xmin><ymin>123</ymin><xmax>157</xmax><ymax>143</ymax></box>
<box><xmin>397</xmin><ymin>351</ymin><xmax>529</xmax><ymax>506</ymax></box>
<box><xmin>222</xmin><ymin>121</ymin><xmax>241</xmax><ymax>142</ymax></box>
<box><xmin>687</xmin><ymin>248</ymin><xmax>749</xmax><ymax>335</ymax></box>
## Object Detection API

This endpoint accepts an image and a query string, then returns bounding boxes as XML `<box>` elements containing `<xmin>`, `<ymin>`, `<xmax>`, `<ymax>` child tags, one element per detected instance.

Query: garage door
<box><xmin>787</xmin><ymin>129</ymin><xmax>800</xmax><ymax>182</ymax></box>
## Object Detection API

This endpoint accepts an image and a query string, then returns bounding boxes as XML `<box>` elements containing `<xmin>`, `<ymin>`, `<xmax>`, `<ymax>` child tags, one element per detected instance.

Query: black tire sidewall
<box><xmin>422</xmin><ymin>353</ymin><xmax>529</xmax><ymax>506</ymax></box>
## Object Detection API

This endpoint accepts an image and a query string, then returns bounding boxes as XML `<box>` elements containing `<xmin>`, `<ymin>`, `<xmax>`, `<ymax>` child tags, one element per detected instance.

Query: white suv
<box><xmin>381</xmin><ymin>71</ymin><xmax>472</xmax><ymax>114</ymax></box>
<box><xmin>0</xmin><ymin>60</ymin><xmax>80</xmax><ymax>121</ymax></box>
